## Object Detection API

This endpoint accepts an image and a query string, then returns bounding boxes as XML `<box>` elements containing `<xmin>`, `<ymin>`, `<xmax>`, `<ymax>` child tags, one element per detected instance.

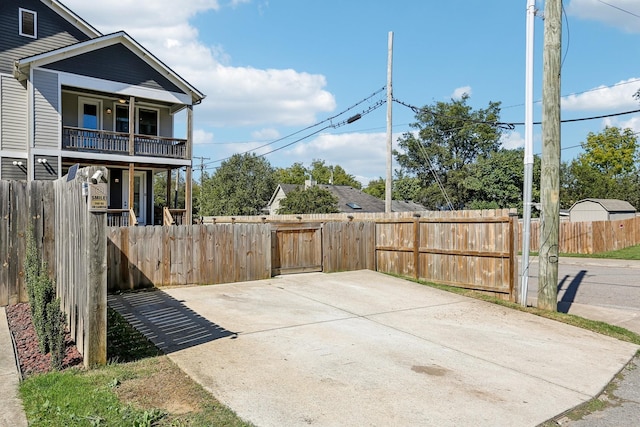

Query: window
<box><xmin>19</xmin><ymin>9</ymin><xmax>37</xmax><ymax>38</ymax></box>
<box><xmin>346</xmin><ymin>202</ymin><xmax>362</xmax><ymax>210</ymax></box>
<box><xmin>138</xmin><ymin>108</ymin><xmax>158</xmax><ymax>136</ymax></box>
<box><xmin>115</xmin><ymin>106</ymin><xmax>129</xmax><ymax>133</ymax></box>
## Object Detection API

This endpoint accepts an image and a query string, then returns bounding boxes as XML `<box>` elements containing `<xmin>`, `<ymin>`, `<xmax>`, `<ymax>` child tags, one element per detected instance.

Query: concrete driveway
<box><xmin>108</xmin><ymin>270</ymin><xmax>638</xmax><ymax>427</ymax></box>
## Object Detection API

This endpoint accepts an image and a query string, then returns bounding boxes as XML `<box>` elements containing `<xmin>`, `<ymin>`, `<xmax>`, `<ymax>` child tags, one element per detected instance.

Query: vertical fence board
<box><xmin>0</xmin><ymin>181</ymin><xmax>10</xmax><ymax>306</ymax></box>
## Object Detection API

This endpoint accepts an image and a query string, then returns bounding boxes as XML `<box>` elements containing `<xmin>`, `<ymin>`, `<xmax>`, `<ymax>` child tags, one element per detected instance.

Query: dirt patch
<box><xmin>6</xmin><ymin>303</ymin><xmax>83</xmax><ymax>377</ymax></box>
<box><xmin>114</xmin><ymin>356</ymin><xmax>201</xmax><ymax>415</ymax></box>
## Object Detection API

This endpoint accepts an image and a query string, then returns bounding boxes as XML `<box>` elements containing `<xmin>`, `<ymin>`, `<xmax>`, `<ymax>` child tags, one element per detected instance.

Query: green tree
<box><xmin>395</xmin><ymin>95</ymin><xmax>503</xmax><ymax>209</ymax></box>
<box><xmin>363</xmin><ymin>177</ymin><xmax>385</xmax><ymax>199</ymax></box>
<box><xmin>464</xmin><ymin>148</ymin><xmax>541</xmax><ymax>214</ymax></box>
<box><xmin>277</xmin><ymin>186</ymin><xmax>339</xmax><ymax>214</ymax></box>
<box><xmin>309</xmin><ymin>160</ymin><xmax>362</xmax><ymax>189</ymax></box>
<box><xmin>561</xmin><ymin>127</ymin><xmax>640</xmax><ymax>208</ymax></box>
<box><xmin>199</xmin><ymin>153</ymin><xmax>276</xmax><ymax>216</ymax></box>
<box><xmin>274</xmin><ymin>162</ymin><xmax>307</xmax><ymax>184</ymax></box>
<box><xmin>393</xmin><ymin>173</ymin><xmax>422</xmax><ymax>202</ymax></box>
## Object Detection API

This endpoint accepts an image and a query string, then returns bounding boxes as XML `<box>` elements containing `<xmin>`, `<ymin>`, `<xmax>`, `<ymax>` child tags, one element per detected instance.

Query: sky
<box><xmin>61</xmin><ymin>0</ymin><xmax>640</xmax><ymax>186</ymax></box>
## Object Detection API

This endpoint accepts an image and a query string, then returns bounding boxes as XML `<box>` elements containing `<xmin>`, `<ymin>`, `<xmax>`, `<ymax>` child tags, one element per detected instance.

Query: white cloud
<box><xmin>500</xmin><ymin>131</ymin><xmax>525</xmax><ymax>150</ymax></box>
<box><xmin>277</xmin><ymin>131</ymin><xmax>403</xmax><ymax>186</ymax></box>
<box><xmin>62</xmin><ymin>1</ymin><xmax>336</xmax><ymax>128</ymax></box>
<box><xmin>251</xmin><ymin>128</ymin><xmax>281</xmax><ymax>140</ymax></box>
<box><xmin>451</xmin><ymin>86</ymin><xmax>472</xmax><ymax>100</ymax></box>
<box><xmin>567</xmin><ymin>0</ymin><xmax>640</xmax><ymax>33</ymax></box>
<box><xmin>193</xmin><ymin>129</ymin><xmax>214</xmax><ymax>145</ymax></box>
<box><xmin>603</xmin><ymin>115</ymin><xmax>640</xmax><ymax>133</ymax></box>
<box><xmin>561</xmin><ymin>78</ymin><xmax>640</xmax><ymax>111</ymax></box>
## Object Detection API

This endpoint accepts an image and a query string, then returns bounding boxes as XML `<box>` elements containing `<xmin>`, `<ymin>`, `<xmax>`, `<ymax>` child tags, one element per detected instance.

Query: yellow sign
<box><xmin>88</xmin><ymin>183</ymin><xmax>108</xmax><ymax>212</ymax></box>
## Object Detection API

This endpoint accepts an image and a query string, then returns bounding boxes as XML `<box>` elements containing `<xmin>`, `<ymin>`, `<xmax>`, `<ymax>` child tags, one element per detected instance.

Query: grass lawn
<box><xmin>19</xmin><ymin>308</ymin><xmax>253</xmax><ymax>427</ymax></box>
<box><xmin>561</xmin><ymin>244</ymin><xmax>640</xmax><ymax>260</ymax></box>
<box><xmin>527</xmin><ymin>244</ymin><xmax>640</xmax><ymax>260</ymax></box>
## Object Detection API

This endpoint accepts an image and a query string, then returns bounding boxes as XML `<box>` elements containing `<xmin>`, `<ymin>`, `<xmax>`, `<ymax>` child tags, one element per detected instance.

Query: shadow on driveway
<box><xmin>557</xmin><ymin>269</ymin><xmax>588</xmax><ymax>314</ymax></box>
<box><xmin>108</xmin><ymin>289</ymin><xmax>236</xmax><ymax>353</ymax></box>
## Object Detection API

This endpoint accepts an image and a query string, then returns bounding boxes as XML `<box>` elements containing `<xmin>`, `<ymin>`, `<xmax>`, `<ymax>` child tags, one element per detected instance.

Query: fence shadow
<box><xmin>108</xmin><ymin>289</ymin><xmax>236</xmax><ymax>354</ymax></box>
<box><xmin>556</xmin><ymin>270</ymin><xmax>588</xmax><ymax>313</ymax></box>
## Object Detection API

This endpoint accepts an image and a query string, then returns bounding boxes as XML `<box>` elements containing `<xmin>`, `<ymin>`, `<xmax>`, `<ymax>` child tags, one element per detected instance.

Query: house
<box><xmin>569</xmin><ymin>199</ymin><xmax>637</xmax><ymax>222</ymax></box>
<box><xmin>0</xmin><ymin>0</ymin><xmax>204</xmax><ymax>225</ymax></box>
<box><xmin>267</xmin><ymin>181</ymin><xmax>426</xmax><ymax>214</ymax></box>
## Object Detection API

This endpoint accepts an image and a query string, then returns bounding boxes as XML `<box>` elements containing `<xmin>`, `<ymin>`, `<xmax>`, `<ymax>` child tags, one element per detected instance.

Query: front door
<box><xmin>122</xmin><ymin>171</ymin><xmax>147</xmax><ymax>225</ymax></box>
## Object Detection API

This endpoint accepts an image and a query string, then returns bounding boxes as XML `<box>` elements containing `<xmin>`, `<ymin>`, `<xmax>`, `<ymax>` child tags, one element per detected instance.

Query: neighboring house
<box><xmin>267</xmin><ymin>181</ymin><xmax>426</xmax><ymax>214</ymax></box>
<box><xmin>0</xmin><ymin>0</ymin><xmax>204</xmax><ymax>225</ymax></box>
<box><xmin>569</xmin><ymin>199</ymin><xmax>637</xmax><ymax>222</ymax></box>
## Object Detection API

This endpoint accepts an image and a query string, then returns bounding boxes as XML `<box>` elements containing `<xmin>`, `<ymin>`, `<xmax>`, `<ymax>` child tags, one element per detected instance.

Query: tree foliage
<box><xmin>561</xmin><ymin>127</ymin><xmax>640</xmax><ymax>209</ymax></box>
<box><xmin>199</xmin><ymin>153</ymin><xmax>276</xmax><ymax>216</ymax></box>
<box><xmin>275</xmin><ymin>159</ymin><xmax>362</xmax><ymax>189</ymax></box>
<box><xmin>363</xmin><ymin>177</ymin><xmax>385</xmax><ymax>199</ymax></box>
<box><xmin>395</xmin><ymin>95</ymin><xmax>503</xmax><ymax>209</ymax></box>
<box><xmin>277</xmin><ymin>185</ymin><xmax>340</xmax><ymax>214</ymax></box>
<box><xmin>464</xmin><ymin>148</ymin><xmax>541</xmax><ymax>214</ymax></box>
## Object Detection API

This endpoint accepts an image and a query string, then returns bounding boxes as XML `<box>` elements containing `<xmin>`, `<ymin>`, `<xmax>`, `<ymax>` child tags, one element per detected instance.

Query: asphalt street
<box><xmin>523</xmin><ymin>257</ymin><xmax>640</xmax><ymax>335</ymax></box>
<box><xmin>522</xmin><ymin>257</ymin><xmax>640</xmax><ymax>426</ymax></box>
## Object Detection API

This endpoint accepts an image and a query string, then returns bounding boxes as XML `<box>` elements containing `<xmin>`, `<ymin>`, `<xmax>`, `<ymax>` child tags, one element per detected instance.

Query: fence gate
<box><xmin>271</xmin><ymin>223</ymin><xmax>323</xmax><ymax>275</ymax></box>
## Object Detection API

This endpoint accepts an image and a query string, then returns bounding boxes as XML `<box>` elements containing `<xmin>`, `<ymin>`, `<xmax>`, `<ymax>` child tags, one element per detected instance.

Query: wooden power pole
<box><xmin>539</xmin><ymin>0</ymin><xmax>562</xmax><ymax>311</ymax></box>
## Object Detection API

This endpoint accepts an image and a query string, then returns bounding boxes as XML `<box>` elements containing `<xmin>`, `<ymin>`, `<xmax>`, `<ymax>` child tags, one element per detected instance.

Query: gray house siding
<box><xmin>1</xmin><ymin>75</ymin><xmax>27</xmax><ymax>150</ymax></box>
<box><xmin>0</xmin><ymin>0</ymin><xmax>91</xmax><ymax>75</ymax></box>
<box><xmin>33</xmin><ymin>155</ymin><xmax>58</xmax><ymax>180</ymax></box>
<box><xmin>44</xmin><ymin>44</ymin><xmax>184</xmax><ymax>94</ymax></box>
<box><xmin>1</xmin><ymin>157</ymin><xmax>28</xmax><ymax>180</ymax></box>
<box><xmin>33</xmin><ymin>69</ymin><xmax>60</xmax><ymax>149</ymax></box>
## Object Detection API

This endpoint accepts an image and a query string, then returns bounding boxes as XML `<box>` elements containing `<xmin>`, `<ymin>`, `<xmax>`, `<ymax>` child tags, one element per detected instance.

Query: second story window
<box><xmin>19</xmin><ymin>9</ymin><xmax>37</xmax><ymax>39</ymax></box>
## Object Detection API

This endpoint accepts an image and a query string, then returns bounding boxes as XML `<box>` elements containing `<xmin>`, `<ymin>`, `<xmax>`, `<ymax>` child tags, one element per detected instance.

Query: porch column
<box><xmin>128</xmin><ymin>163</ymin><xmax>134</xmax><ymax>222</ymax></box>
<box><xmin>128</xmin><ymin>97</ymin><xmax>136</xmax><ymax>223</ymax></box>
<box><xmin>166</xmin><ymin>169</ymin><xmax>172</xmax><ymax>209</ymax></box>
<box><xmin>186</xmin><ymin>105</ymin><xmax>194</xmax><ymax>222</ymax></box>
<box><xmin>128</xmin><ymin>96</ymin><xmax>135</xmax><ymax>156</ymax></box>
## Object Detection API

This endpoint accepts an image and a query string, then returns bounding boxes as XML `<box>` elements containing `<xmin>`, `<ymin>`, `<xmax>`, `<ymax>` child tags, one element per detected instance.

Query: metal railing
<box><xmin>63</xmin><ymin>127</ymin><xmax>187</xmax><ymax>159</ymax></box>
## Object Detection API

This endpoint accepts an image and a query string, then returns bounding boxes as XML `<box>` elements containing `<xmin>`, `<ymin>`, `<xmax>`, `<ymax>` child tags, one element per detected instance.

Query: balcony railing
<box><xmin>62</xmin><ymin>127</ymin><xmax>187</xmax><ymax>160</ymax></box>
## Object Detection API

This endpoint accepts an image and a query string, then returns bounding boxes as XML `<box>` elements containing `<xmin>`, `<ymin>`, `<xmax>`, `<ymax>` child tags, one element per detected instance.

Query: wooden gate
<box><xmin>271</xmin><ymin>223</ymin><xmax>322</xmax><ymax>275</ymax></box>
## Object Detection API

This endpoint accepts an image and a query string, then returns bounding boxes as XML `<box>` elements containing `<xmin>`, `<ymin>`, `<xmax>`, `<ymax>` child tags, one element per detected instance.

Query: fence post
<box><xmin>509</xmin><ymin>212</ymin><xmax>519</xmax><ymax>303</ymax></box>
<box><xmin>413</xmin><ymin>215</ymin><xmax>420</xmax><ymax>280</ymax></box>
<box><xmin>86</xmin><ymin>204</ymin><xmax>107</xmax><ymax>366</ymax></box>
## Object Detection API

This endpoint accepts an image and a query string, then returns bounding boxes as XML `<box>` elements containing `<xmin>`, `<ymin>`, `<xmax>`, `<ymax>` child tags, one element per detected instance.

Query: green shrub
<box><xmin>25</xmin><ymin>226</ymin><xmax>40</xmax><ymax>318</ymax></box>
<box><xmin>25</xmin><ymin>225</ymin><xmax>68</xmax><ymax>370</ymax></box>
<box><xmin>46</xmin><ymin>298</ymin><xmax>67</xmax><ymax>370</ymax></box>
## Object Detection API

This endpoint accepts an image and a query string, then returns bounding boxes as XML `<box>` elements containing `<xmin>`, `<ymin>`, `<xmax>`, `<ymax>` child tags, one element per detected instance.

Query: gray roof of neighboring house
<box><xmin>570</xmin><ymin>199</ymin><xmax>637</xmax><ymax>213</ymax></box>
<box><xmin>273</xmin><ymin>184</ymin><xmax>426</xmax><ymax>213</ymax></box>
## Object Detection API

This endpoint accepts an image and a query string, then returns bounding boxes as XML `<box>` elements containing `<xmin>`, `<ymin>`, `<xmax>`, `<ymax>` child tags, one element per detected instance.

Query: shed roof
<box><xmin>570</xmin><ymin>199</ymin><xmax>637</xmax><ymax>213</ymax></box>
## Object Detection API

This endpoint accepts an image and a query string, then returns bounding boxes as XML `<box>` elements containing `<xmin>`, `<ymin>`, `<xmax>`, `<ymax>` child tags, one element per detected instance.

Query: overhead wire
<box><xmin>204</xmin><ymin>87</ymin><xmax>386</xmax><ymax>165</ymax></box>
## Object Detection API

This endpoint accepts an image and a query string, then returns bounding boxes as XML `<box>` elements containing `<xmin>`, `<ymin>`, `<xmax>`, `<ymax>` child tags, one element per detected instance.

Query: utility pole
<box><xmin>539</xmin><ymin>0</ymin><xmax>562</xmax><ymax>311</ymax></box>
<box><xmin>193</xmin><ymin>156</ymin><xmax>210</xmax><ymax>219</ymax></box>
<box><xmin>385</xmin><ymin>31</ymin><xmax>394</xmax><ymax>213</ymax></box>
<box><xmin>520</xmin><ymin>0</ymin><xmax>536</xmax><ymax>306</ymax></box>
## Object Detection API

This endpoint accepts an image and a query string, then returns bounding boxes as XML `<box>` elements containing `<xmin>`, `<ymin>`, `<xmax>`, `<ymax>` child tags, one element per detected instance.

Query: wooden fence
<box><xmin>55</xmin><ymin>166</ymin><xmax>107</xmax><ymax>367</ymax></box>
<box><xmin>0</xmin><ymin>180</ymin><xmax>55</xmax><ymax>307</ymax></box>
<box><xmin>520</xmin><ymin>216</ymin><xmax>640</xmax><ymax>254</ymax></box>
<box><xmin>109</xmin><ymin>209</ymin><xmax>518</xmax><ymax>300</ymax></box>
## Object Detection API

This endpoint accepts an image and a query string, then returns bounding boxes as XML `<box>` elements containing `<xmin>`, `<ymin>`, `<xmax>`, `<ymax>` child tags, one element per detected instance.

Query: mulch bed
<box><xmin>6</xmin><ymin>303</ymin><xmax>83</xmax><ymax>378</ymax></box>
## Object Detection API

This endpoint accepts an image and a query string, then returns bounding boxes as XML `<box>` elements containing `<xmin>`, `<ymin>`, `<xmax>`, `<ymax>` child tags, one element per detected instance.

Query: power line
<box><xmin>597</xmin><ymin>0</ymin><xmax>640</xmax><ymax>20</ymax></box>
<box><xmin>203</xmin><ymin>87</ymin><xmax>386</xmax><ymax>166</ymax></box>
<box><xmin>509</xmin><ymin>107</ymin><xmax>640</xmax><ymax>126</ymax></box>
<box><xmin>502</xmin><ymin>78</ymin><xmax>640</xmax><ymax>110</ymax></box>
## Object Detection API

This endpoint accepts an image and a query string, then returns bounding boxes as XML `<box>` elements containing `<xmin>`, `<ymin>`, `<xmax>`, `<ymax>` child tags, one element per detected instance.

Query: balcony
<box><xmin>62</xmin><ymin>127</ymin><xmax>187</xmax><ymax>160</ymax></box>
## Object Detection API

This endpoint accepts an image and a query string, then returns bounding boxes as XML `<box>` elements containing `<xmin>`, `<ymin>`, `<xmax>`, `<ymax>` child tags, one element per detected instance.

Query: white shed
<box><xmin>569</xmin><ymin>199</ymin><xmax>637</xmax><ymax>222</ymax></box>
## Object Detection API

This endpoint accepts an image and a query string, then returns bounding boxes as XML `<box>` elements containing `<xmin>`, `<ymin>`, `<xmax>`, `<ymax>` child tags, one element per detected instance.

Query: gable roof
<box><xmin>14</xmin><ymin>31</ymin><xmax>205</xmax><ymax>104</ymax></box>
<box><xmin>570</xmin><ymin>199</ymin><xmax>637</xmax><ymax>213</ymax></box>
<box><xmin>40</xmin><ymin>0</ymin><xmax>102</xmax><ymax>38</ymax></box>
